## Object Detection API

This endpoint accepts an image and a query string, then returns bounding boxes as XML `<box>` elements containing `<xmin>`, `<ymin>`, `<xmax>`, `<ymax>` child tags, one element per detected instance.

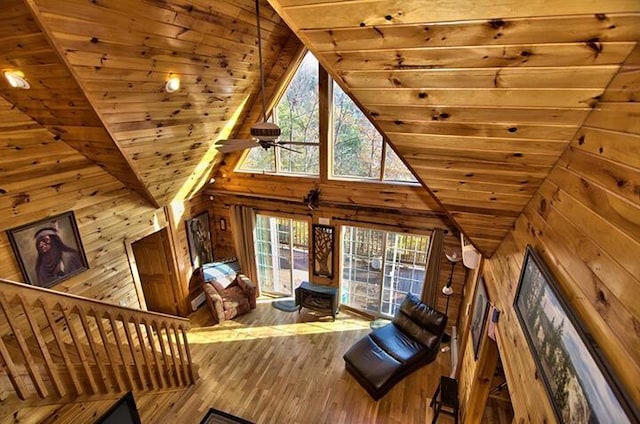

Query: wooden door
<box><xmin>132</xmin><ymin>229</ymin><xmax>178</xmax><ymax>315</ymax></box>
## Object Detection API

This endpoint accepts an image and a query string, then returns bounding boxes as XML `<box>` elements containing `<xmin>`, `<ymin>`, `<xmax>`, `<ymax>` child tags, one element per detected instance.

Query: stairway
<box><xmin>0</xmin><ymin>278</ymin><xmax>197</xmax><ymax>406</ymax></box>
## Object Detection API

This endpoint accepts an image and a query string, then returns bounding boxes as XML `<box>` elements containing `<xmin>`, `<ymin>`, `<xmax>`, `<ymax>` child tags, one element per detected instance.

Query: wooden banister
<box><xmin>0</xmin><ymin>278</ymin><xmax>197</xmax><ymax>405</ymax></box>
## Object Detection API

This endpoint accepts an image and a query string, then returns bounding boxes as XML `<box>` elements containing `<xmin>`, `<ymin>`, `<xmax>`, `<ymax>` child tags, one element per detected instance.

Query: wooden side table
<box><xmin>295</xmin><ymin>281</ymin><xmax>338</xmax><ymax>321</ymax></box>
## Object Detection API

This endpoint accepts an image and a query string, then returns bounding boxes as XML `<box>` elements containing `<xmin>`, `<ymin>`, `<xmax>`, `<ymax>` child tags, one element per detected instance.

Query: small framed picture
<box><xmin>186</xmin><ymin>212</ymin><xmax>214</xmax><ymax>267</ymax></box>
<box><xmin>470</xmin><ymin>276</ymin><xmax>489</xmax><ymax>360</ymax></box>
<box><xmin>7</xmin><ymin>211</ymin><xmax>89</xmax><ymax>288</ymax></box>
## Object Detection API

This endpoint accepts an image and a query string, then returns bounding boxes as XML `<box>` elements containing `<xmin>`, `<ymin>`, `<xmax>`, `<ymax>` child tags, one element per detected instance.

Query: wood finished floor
<box><xmin>2</xmin><ymin>301</ymin><xmax>456</xmax><ymax>424</ymax></box>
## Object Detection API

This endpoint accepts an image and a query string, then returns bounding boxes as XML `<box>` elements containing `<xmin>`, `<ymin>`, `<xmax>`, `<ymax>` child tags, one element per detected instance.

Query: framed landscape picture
<box><xmin>7</xmin><ymin>211</ymin><xmax>89</xmax><ymax>288</ymax></box>
<box><xmin>470</xmin><ymin>275</ymin><xmax>489</xmax><ymax>360</ymax></box>
<box><xmin>186</xmin><ymin>212</ymin><xmax>214</xmax><ymax>267</ymax></box>
<box><xmin>514</xmin><ymin>245</ymin><xmax>639</xmax><ymax>423</ymax></box>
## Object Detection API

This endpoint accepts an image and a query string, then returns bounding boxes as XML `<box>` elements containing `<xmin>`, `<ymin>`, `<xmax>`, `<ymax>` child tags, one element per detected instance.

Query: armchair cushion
<box><xmin>196</xmin><ymin>258</ymin><xmax>257</xmax><ymax>324</ymax></box>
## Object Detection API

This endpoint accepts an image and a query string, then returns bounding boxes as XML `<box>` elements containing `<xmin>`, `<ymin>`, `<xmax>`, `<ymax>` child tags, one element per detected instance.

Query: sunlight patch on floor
<box><xmin>187</xmin><ymin>318</ymin><xmax>370</xmax><ymax>344</ymax></box>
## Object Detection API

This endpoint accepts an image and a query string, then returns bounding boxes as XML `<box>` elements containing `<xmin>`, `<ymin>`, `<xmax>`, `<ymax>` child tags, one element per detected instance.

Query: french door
<box><xmin>340</xmin><ymin>226</ymin><xmax>430</xmax><ymax>317</ymax></box>
<box><xmin>254</xmin><ymin>214</ymin><xmax>309</xmax><ymax>297</ymax></box>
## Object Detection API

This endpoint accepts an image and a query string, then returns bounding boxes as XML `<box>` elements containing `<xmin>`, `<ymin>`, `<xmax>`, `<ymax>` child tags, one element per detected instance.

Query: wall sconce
<box><xmin>165</xmin><ymin>75</ymin><xmax>180</xmax><ymax>93</ymax></box>
<box><xmin>3</xmin><ymin>71</ymin><xmax>30</xmax><ymax>89</ymax></box>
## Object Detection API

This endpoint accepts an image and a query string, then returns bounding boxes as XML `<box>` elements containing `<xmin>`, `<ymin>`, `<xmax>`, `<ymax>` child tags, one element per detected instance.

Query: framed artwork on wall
<box><xmin>312</xmin><ymin>224</ymin><xmax>334</xmax><ymax>279</ymax></box>
<box><xmin>470</xmin><ymin>275</ymin><xmax>489</xmax><ymax>360</ymax></box>
<box><xmin>186</xmin><ymin>212</ymin><xmax>214</xmax><ymax>267</ymax></box>
<box><xmin>6</xmin><ymin>211</ymin><xmax>89</xmax><ymax>288</ymax></box>
<box><xmin>514</xmin><ymin>245</ymin><xmax>639</xmax><ymax>423</ymax></box>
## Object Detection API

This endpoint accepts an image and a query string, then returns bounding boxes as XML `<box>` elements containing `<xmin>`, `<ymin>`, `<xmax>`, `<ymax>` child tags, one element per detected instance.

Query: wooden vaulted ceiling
<box><xmin>3</xmin><ymin>0</ymin><xmax>640</xmax><ymax>257</ymax></box>
<box><xmin>267</xmin><ymin>0</ymin><xmax>640</xmax><ymax>256</ymax></box>
<box><xmin>1</xmin><ymin>0</ymin><xmax>296</xmax><ymax>207</ymax></box>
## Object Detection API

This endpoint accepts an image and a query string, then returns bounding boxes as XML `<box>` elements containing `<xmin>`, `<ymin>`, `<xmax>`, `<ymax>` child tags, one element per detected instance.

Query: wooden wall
<box><xmin>459</xmin><ymin>45</ymin><xmax>640</xmax><ymax>422</ymax></box>
<box><xmin>206</xmin><ymin>175</ymin><xmax>468</xmax><ymax>330</ymax></box>
<box><xmin>0</xmin><ymin>96</ymin><xmax>167</xmax><ymax>308</ymax></box>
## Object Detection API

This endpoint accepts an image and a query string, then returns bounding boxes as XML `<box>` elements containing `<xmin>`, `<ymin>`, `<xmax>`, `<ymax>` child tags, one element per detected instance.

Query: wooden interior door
<box><xmin>132</xmin><ymin>229</ymin><xmax>178</xmax><ymax>315</ymax></box>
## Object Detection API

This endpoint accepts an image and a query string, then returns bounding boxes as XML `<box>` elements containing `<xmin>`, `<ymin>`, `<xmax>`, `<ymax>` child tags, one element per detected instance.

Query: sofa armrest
<box><xmin>203</xmin><ymin>283</ymin><xmax>225</xmax><ymax>324</ymax></box>
<box><xmin>236</xmin><ymin>274</ymin><xmax>257</xmax><ymax>309</ymax></box>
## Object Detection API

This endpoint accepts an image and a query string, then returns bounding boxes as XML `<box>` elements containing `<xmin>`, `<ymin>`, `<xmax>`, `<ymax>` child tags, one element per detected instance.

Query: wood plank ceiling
<box><xmin>0</xmin><ymin>0</ymin><xmax>155</xmax><ymax>206</ymax></box>
<box><xmin>2</xmin><ymin>0</ymin><xmax>296</xmax><ymax>206</ymax></box>
<box><xmin>267</xmin><ymin>0</ymin><xmax>640</xmax><ymax>256</ymax></box>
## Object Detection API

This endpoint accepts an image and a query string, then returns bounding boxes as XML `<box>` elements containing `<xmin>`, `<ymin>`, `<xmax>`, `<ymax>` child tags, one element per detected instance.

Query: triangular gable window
<box><xmin>332</xmin><ymin>82</ymin><xmax>417</xmax><ymax>183</ymax></box>
<box><xmin>238</xmin><ymin>52</ymin><xmax>417</xmax><ymax>184</ymax></box>
<box><xmin>238</xmin><ymin>52</ymin><xmax>319</xmax><ymax>176</ymax></box>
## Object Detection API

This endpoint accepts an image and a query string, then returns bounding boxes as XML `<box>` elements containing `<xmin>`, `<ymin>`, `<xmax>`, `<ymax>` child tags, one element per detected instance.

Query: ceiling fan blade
<box><xmin>214</xmin><ymin>138</ymin><xmax>258</xmax><ymax>153</ymax></box>
<box><xmin>275</xmin><ymin>143</ymin><xmax>302</xmax><ymax>154</ymax></box>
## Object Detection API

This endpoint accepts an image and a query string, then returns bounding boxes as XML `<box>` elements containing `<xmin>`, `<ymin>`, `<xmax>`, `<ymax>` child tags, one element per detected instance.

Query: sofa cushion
<box><xmin>370</xmin><ymin>323</ymin><xmax>433</xmax><ymax>366</ymax></box>
<box><xmin>343</xmin><ymin>335</ymin><xmax>402</xmax><ymax>395</ymax></box>
<box><xmin>392</xmin><ymin>293</ymin><xmax>447</xmax><ymax>349</ymax></box>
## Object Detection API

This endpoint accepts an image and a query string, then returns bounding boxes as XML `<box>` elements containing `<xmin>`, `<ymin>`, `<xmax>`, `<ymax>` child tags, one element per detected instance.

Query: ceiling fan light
<box><xmin>250</xmin><ymin>122</ymin><xmax>281</xmax><ymax>141</ymax></box>
<box><xmin>3</xmin><ymin>71</ymin><xmax>30</xmax><ymax>89</ymax></box>
<box><xmin>165</xmin><ymin>76</ymin><xmax>180</xmax><ymax>93</ymax></box>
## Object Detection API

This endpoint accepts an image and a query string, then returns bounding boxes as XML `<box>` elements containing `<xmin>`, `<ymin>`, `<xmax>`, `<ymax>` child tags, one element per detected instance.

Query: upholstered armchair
<box><xmin>192</xmin><ymin>259</ymin><xmax>257</xmax><ymax>324</ymax></box>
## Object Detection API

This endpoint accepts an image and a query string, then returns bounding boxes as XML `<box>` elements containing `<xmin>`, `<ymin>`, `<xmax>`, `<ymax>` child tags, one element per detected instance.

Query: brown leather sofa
<box><xmin>192</xmin><ymin>258</ymin><xmax>257</xmax><ymax>324</ymax></box>
<box><xmin>343</xmin><ymin>293</ymin><xmax>447</xmax><ymax>400</ymax></box>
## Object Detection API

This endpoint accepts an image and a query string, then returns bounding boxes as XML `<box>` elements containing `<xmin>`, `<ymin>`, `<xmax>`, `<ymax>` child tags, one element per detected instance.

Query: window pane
<box><xmin>384</xmin><ymin>145</ymin><xmax>418</xmax><ymax>183</ymax></box>
<box><xmin>238</xmin><ymin>148</ymin><xmax>275</xmax><ymax>173</ymax></box>
<box><xmin>332</xmin><ymin>82</ymin><xmax>382</xmax><ymax>179</ymax></box>
<box><xmin>273</xmin><ymin>51</ymin><xmax>319</xmax><ymax>176</ymax></box>
<box><xmin>341</xmin><ymin>225</ymin><xmax>430</xmax><ymax>318</ymax></box>
<box><xmin>277</xmin><ymin>144</ymin><xmax>319</xmax><ymax>175</ymax></box>
<box><xmin>255</xmin><ymin>214</ymin><xmax>309</xmax><ymax>296</ymax></box>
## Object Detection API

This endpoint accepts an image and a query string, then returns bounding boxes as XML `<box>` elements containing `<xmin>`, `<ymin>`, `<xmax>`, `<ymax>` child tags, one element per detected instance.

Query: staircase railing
<box><xmin>0</xmin><ymin>278</ymin><xmax>197</xmax><ymax>405</ymax></box>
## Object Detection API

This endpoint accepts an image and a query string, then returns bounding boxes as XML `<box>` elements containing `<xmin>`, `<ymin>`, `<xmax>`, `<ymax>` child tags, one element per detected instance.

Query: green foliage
<box><xmin>238</xmin><ymin>51</ymin><xmax>417</xmax><ymax>184</ymax></box>
<box><xmin>333</xmin><ymin>82</ymin><xmax>382</xmax><ymax>179</ymax></box>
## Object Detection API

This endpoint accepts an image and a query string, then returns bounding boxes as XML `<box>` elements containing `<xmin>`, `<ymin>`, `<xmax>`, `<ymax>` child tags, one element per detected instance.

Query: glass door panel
<box><xmin>341</xmin><ymin>226</ymin><xmax>430</xmax><ymax>317</ymax></box>
<box><xmin>255</xmin><ymin>214</ymin><xmax>309</xmax><ymax>297</ymax></box>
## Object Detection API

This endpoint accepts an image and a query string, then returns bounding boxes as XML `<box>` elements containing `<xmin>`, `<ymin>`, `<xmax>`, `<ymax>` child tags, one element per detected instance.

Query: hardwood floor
<box><xmin>2</xmin><ymin>301</ymin><xmax>454</xmax><ymax>424</ymax></box>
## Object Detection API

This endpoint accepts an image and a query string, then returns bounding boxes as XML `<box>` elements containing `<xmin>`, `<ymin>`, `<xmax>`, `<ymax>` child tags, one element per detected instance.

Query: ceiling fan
<box><xmin>214</xmin><ymin>0</ymin><xmax>299</xmax><ymax>154</ymax></box>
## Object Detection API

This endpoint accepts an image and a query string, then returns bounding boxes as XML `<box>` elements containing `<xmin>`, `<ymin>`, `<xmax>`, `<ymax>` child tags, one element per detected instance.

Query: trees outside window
<box><xmin>237</xmin><ymin>51</ymin><xmax>416</xmax><ymax>184</ymax></box>
<box><xmin>238</xmin><ymin>52</ymin><xmax>319</xmax><ymax>176</ymax></box>
<box><xmin>332</xmin><ymin>82</ymin><xmax>382</xmax><ymax>179</ymax></box>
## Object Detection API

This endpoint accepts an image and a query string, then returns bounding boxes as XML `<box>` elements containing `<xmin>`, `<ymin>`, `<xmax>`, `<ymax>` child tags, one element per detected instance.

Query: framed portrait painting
<box><xmin>514</xmin><ymin>245</ymin><xmax>639</xmax><ymax>423</ymax></box>
<box><xmin>7</xmin><ymin>211</ymin><xmax>89</xmax><ymax>288</ymax></box>
<box><xmin>312</xmin><ymin>224</ymin><xmax>334</xmax><ymax>279</ymax></box>
<box><xmin>470</xmin><ymin>275</ymin><xmax>489</xmax><ymax>360</ymax></box>
<box><xmin>186</xmin><ymin>212</ymin><xmax>214</xmax><ymax>267</ymax></box>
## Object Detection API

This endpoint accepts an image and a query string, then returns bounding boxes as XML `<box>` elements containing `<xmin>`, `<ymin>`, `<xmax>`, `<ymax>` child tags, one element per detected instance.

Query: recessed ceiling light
<box><xmin>3</xmin><ymin>71</ymin><xmax>30</xmax><ymax>89</ymax></box>
<box><xmin>165</xmin><ymin>76</ymin><xmax>180</xmax><ymax>93</ymax></box>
